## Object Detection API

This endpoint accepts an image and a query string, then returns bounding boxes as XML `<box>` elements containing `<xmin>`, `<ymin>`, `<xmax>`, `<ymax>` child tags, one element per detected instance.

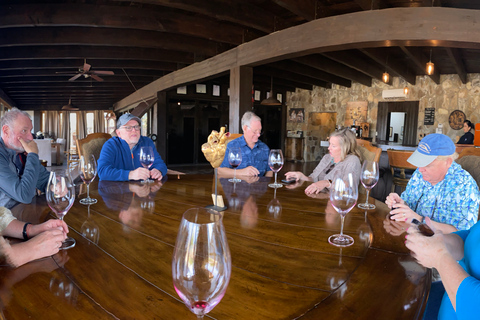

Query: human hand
<box><xmin>284</xmin><ymin>171</ymin><xmax>305</xmax><ymax>181</ymax></box>
<box><xmin>150</xmin><ymin>168</ymin><xmax>163</xmax><ymax>180</ymax></box>
<box><xmin>285</xmin><ymin>179</ymin><xmax>304</xmax><ymax>189</ymax></box>
<box><xmin>389</xmin><ymin>202</ymin><xmax>422</xmax><ymax>223</ymax></box>
<box><xmin>385</xmin><ymin>193</ymin><xmax>403</xmax><ymax>209</ymax></box>
<box><xmin>128</xmin><ymin>183</ymin><xmax>150</xmax><ymax>197</ymax></box>
<box><xmin>18</xmin><ymin>138</ymin><xmax>38</xmax><ymax>154</ymax></box>
<box><xmin>30</xmin><ymin>219</ymin><xmax>69</xmax><ymax>238</ymax></box>
<box><xmin>128</xmin><ymin>167</ymin><xmax>150</xmax><ymax>181</ymax></box>
<box><xmin>237</xmin><ymin>166</ymin><xmax>260</xmax><ymax>176</ymax></box>
<box><xmin>149</xmin><ymin>181</ymin><xmax>163</xmax><ymax>193</ymax></box>
<box><xmin>305</xmin><ymin>180</ymin><xmax>329</xmax><ymax>195</ymax></box>
<box><xmin>405</xmin><ymin>218</ymin><xmax>446</xmax><ymax>268</ymax></box>
<box><xmin>383</xmin><ymin>217</ymin><xmax>408</xmax><ymax>236</ymax></box>
<box><xmin>243</xmin><ymin>175</ymin><xmax>259</xmax><ymax>184</ymax></box>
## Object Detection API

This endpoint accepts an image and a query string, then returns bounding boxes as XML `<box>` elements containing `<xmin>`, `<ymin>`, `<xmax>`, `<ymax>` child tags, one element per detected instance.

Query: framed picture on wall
<box><xmin>289</xmin><ymin>108</ymin><xmax>304</xmax><ymax>123</ymax></box>
<box><xmin>389</xmin><ymin>127</ymin><xmax>393</xmax><ymax>137</ymax></box>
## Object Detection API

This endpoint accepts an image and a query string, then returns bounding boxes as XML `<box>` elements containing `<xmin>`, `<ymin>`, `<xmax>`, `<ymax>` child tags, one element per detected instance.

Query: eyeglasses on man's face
<box><xmin>247</xmin><ymin>126</ymin><xmax>263</xmax><ymax>136</ymax></box>
<box><xmin>121</xmin><ymin>125</ymin><xmax>141</xmax><ymax>132</ymax></box>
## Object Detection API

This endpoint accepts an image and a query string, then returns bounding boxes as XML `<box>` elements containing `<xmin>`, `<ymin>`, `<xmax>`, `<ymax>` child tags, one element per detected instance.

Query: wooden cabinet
<box><xmin>285</xmin><ymin>137</ymin><xmax>304</xmax><ymax>161</ymax></box>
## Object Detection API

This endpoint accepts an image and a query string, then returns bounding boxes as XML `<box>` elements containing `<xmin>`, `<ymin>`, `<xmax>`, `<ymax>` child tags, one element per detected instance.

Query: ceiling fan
<box><xmin>57</xmin><ymin>59</ymin><xmax>114</xmax><ymax>82</ymax></box>
<box><xmin>62</xmin><ymin>97</ymin><xmax>79</xmax><ymax>111</ymax></box>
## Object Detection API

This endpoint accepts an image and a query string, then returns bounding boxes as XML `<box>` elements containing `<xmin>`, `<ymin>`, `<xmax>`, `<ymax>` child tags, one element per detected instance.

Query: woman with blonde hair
<box><xmin>285</xmin><ymin>128</ymin><xmax>361</xmax><ymax>195</ymax></box>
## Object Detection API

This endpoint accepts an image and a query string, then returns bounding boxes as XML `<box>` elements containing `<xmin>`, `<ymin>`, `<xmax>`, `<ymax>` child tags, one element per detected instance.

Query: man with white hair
<box><xmin>0</xmin><ymin>108</ymin><xmax>50</xmax><ymax>208</ymax></box>
<box><xmin>386</xmin><ymin>133</ymin><xmax>479</xmax><ymax>233</ymax></box>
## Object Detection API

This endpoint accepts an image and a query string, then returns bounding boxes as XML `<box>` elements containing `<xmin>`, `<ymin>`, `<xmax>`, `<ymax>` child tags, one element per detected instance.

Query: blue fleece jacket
<box><xmin>97</xmin><ymin>136</ymin><xmax>167</xmax><ymax>181</ymax></box>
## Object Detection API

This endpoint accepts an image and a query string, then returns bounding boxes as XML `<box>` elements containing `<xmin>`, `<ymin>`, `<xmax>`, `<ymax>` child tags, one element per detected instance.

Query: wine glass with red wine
<box><xmin>228</xmin><ymin>147</ymin><xmax>242</xmax><ymax>183</ymax></box>
<box><xmin>79</xmin><ymin>154</ymin><xmax>97</xmax><ymax>205</ymax></box>
<box><xmin>139</xmin><ymin>146</ymin><xmax>155</xmax><ymax>183</ymax></box>
<box><xmin>268</xmin><ymin>149</ymin><xmax>284</xmax><ymax>188</ymax></box>
<box><xmin>172</xmin><ymin>208</ymin><xmax>231</xmax><ymax>318</ymax></box>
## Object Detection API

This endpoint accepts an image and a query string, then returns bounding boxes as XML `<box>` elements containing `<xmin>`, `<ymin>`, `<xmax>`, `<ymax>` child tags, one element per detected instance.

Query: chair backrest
<box><xmin>76</xmin><ymin>133</ymin><xmax>111</xmax><ymax>162</ymax></box>
<box><xmin>386</xmin><ymin>149</ymin><xmax>417</xmax><ymax>170</ymax></box>
<box><xmin>356</xmin><ymin>139</ymin><xmax>381</xmax><ymax>163</ymax></box>
<box><xmin>456</xmin><ymin>144</ymin><xmax>476</xmax><ymax>156</ymax></box>
<box><xmin>458</xmin><ymin>147</ymin><xmax>480</xmax><ymax>159</ymax></box>
<box><xmin>457</xmin><ymin>155</ymin><xmax>480</xmax><ymax>188</ymax></box>
<box><xmin>227</xmin><ymin>133</ymin><xmax>243</xmax><ymax>144</ymax></box>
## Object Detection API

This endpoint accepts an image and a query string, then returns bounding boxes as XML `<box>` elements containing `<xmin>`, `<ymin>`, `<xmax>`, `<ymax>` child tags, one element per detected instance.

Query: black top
<box><xmin>458</xmin><ymin>131</ymin><xmax>474</xmax><ymax>144</ymax></box>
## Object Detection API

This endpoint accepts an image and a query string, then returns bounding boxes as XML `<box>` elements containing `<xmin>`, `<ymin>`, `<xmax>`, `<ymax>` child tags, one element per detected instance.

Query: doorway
<box><xmin>377</xmin><ymin>101</ymin><xmax>419</xmax><ymax>146</ymax></box>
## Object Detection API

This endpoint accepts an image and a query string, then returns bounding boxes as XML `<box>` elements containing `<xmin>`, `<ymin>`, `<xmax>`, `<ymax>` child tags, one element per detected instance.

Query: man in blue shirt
<box><xmin>97</xmin><ymin>113</ymin><xmax>167</xmax><ymax>181</ymax></box>
<box><xmin>218</xmin><ymin>111</ymin><xmax>272</xmax><ymax>177</ymax></box>
<box><xmin>386</xmin><ymin>133</ymin><xmax>479</xmax><ymax>233</ymax></box>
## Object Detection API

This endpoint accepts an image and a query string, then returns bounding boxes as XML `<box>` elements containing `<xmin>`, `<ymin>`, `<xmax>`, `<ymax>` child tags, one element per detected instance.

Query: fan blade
<box><xmin>90</xmin><ymin>74</ymin><xmax>104</xmax><ymax>82</ymax></box>
<box><xmin>62</xmin><ymin>105</ymin><xmax>79</xmax><ymax>111</ymax></box>
<box><xmin>83</xmin><ymin>62</ymin><xmax>91</xmax><ymax>72</ymax></box>
<box><xmin>91</xmin><ymin>70</ymin><xmax>114</xmax><ymax>75</ymax></box>
<box><xmin>69</xmin><ymin>74</ymin><xmax>82</xmax><ymax>81</ymax></box>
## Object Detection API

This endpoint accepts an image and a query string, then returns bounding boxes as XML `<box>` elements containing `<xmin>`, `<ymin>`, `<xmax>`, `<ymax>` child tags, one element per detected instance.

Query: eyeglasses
<box><xmin>247</xmin><ymin>126</ymin><xmax>263</xmax><ymax>136</ymax></box>
<box><xmin>120</xmin><ymin>125</ymin><xmax>141</xmax><ymax>132</ymax></box>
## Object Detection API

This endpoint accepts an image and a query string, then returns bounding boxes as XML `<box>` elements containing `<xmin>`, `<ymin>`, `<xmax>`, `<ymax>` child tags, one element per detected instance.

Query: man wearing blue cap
<box><xmin>97</xmin><ymin>113</ymin><xmax>167</xmax><ymax>181</ymax></box>
<box><xmin>386</xmin><ymin>133</ymin><xmax>479</xmax><ymax>233</ymax></box>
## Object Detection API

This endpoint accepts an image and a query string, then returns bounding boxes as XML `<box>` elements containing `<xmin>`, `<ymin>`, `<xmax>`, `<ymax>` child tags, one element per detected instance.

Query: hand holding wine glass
<box><xmin>268</xmin><ymin>149</ymin><xmax>284</xmax><ymax>188</ymax></box>
<box><xmin>358</xmin><ymin>160</ymin><xmax>379</xmax><ymax>210</ymax></box>
<box><xmin>46</xmin><ymin>170</ymin><xmax>76</xmax><ymax>250</ymax></box>
<box><xmin>228</xmin><ymin>147</ymin><xmax>242</xmax><ymax>183</ymax></box>
<box><xmin>172</xmin><ymin>208</ymin><xmax>231</xmax><ymax>318</ymax></box>
<box><xmin>328</xmin><ymin>173</ymin><xmax>358</xmax><ymax>247</ymax></box>
<box><xmin>79</xmin><ymin>154</ymin><xmax>97</xmax><ymax>205</ymax></box>
<box><xmin>139</xmin><ymin>146</ymin><xmax>155</xmax><ymax>183</ymax></box>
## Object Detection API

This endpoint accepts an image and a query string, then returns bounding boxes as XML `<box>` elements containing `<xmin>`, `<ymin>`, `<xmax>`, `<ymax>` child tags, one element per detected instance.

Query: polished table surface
<box><xmin>0</xmin><ymin>173</ymin><xmax>430</xmax><ymax>319</ymax></box>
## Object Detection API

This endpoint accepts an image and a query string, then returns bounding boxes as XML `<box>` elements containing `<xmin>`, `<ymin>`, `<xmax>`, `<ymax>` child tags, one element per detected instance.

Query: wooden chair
<box><xmin>458</xmin><ymin>147</ymin><xmax>480</xmax><ymax>159</ymax></box>
<box><xmin>356</xmin><ymin>139</ymin><xmax>381</xmax><ymax>163</ymax></box>
<box><xmin>76</xmin><ymin>133</ymin><xmax>112</xmax><ymax>162</ymax></box>
<box><xmin>387</xmin><ymin>149</ymin><xmax>417</xmax><ymax>193</ymax></box>
<box><xmin>456</xmin><ymin>144</ymin><xmax>476</xmax><ymax>156</ymax></box>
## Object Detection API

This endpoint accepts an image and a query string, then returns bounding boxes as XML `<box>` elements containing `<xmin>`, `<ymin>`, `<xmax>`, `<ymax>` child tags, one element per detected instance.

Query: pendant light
<box><xmin>426</xmin><ymin>49</ymin><xmax>434</xmax><ymax>75</ymax></box>
<box><xmin>261</xmin><ymin>77</ymin><xmax>282</xmax><ymax>105</ymax></box>
<box><xmin>382</xmin><ymin>72</ymin><xmax>390</xmax><ymax>83</ymax></box>
<box><xmin>403</xmin><ymin>86</ymin><xmax>409</xmax><ymax>96</ymax></box>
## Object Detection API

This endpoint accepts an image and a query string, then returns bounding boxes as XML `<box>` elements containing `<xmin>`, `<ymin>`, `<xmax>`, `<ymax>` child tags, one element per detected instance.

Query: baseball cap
<box><xmin>117</xmin><ymin>113</ymin><xmax>141</xmax><ymax>129</ymax></box>
<box><xmin>407</xmin><ymin>133</ymin><xmax>455</xmax><ymax>167</ymax></box>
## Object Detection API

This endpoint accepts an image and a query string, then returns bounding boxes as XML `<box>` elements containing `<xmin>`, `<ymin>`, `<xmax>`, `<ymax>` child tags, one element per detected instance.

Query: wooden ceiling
<box><xmin>1</xmin><ymin>0</ymin><xmax>480</xmax><ymax>111</ymax></box>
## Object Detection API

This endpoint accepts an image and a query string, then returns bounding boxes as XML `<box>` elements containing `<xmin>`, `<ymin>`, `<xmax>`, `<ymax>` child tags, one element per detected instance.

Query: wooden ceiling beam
<box><xmin>399</xmin><ymin>46</ymin><xmax>440</xmax><ymax>84</ymax></box>
<box><xmin>360</xmin><ymin>48</ymin><xmax>417</xmax><ymax>84</ymax></box>
<box><xmin>321</xmin><ymin>50</ymin><xmax>379</xmax><ymax>83</ymax></box>
<box><xmin>255</xmin><ymin>65</ymin><xmax>329</xmax><ymax>88</ymax></box>
<box><xmin>272</xmin><ymin>0</ymin><xmax>317</xmax><ymax>21</ymax></box>
<box><xmin>445</xmin><ymin>47</ymin><xmax>468</xmax><ymax>84</ymax></box>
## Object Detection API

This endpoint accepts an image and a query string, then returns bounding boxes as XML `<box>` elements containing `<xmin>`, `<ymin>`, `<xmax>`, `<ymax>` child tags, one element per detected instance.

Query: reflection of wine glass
<box><xmin>172</xmin><ymin>208</ymin><xmax>231</xmax><ymax>318</ymax></box>
<box><xmin>328</xmin><ymin>173</ymin><xmax>358</xmax><ymax>247</ymax></box>
<box><xmin>79</xmin><ymin>154</ymin><xmax>97</xmax><ymax>205</ymax></box>
<box><xmin>358</xmin><ymin>160</ymin><xmax>379</xmax><ymax>210</ymax></box>
<box><xmin>268</xmin><ymin>149</ymin><xmax>284</xmax><ymax>188</ymax></box>
<box><xmin>228</xmin><ymin>147</ymin><xmax>242</xmax><ymax>183</ymax></box>
<box><xmin>139</xmin><ymin>146</ymin><xmax>155</xmax><ymax>183</ymax></box>
<box><xmin>267</xmin><ymin>187</ymin><xmax>282</xmax><ymax>219</ymax></box>
<box><xmin>46</xmin><ymin>170</ymin><xmax>76</xmax><ymax>250</ymax></box>
<box><xmin>81</xmin><ymin>205</ymin><xmax>100</xmax><ymax>245</ymax></box>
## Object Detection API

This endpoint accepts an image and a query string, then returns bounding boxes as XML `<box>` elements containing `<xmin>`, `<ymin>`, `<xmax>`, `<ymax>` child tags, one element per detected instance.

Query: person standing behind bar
<box><xmin>386</xmin><ymin>133</ymin><xmax>479</xmax><ymax>233</ymax></box>
<box><xmin>0</xmin><ymin>108</ymin><xmax>50</xmax><ymax>208</ymax></box>
<box><xmin>218</xmin><ymin>111</ymin><xmax>273</xmax><ymax>177</ymax></box>
<box><xmin>97</xmin><ymin>113</ymin><xmax>167</xmax><ymax>181</ymax></box>
<box><xmin>457</xmin><ymin>120</ymin><xmax>475</xmax><ymax>144</ymax></box>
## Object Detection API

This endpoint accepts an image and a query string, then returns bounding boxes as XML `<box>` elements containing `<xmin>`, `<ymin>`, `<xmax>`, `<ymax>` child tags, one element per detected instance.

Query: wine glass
<box><xmin>228</xmin><ymin>147</ymin><xmax>242</xmax><ymax>183</ymax></box>
<box><xmin>46</xmin><ymin>170</ymin><xmax>76</xmax><ymax>250</ymax></box>
<box><xmin>267</xmin><ymin>187</ymin><xmax>282</xmax><ymax>219</ymax></box>
<box><xmin>172</xmin><ymin>208</ymin><xmax>231</xmax><ymax>319</ymax></box>
<box><xmin>81</xmin><ymin>204</ymin><xmax>100</xmax><ymax>245</ymax></box>
<box><xmin>79</xmin><ymin>154</ymin><xmax>97</xmax><ymax>205</ymax></box>
<box><xmin>139</xmin><ymin>146</ymin><xmax>155</xmax><ymax>183</ymax></box>
<box><xmin>358</xmin><ymin>160</ymin><xmax>379</xmax><ymax>210</ymax></box>
<box><xmin>268</xmin><ymin>149</ymin><xmax>284</xmax><ymax>188</ymax></box>
<box><xmin>328</xmin><ymin>173</ymin><xmax>358</xmax><ymax>247</ymax></box>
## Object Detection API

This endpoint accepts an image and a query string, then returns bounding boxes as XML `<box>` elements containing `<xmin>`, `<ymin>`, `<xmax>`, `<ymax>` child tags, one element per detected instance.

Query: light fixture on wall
<box><xmin>261</xmin><ymin>77</ymin><xmax>282</xmax><ymax>105</ymax></box>
<box><xmin>382</xmin><ymin>72</ymin><xmax>390</xmax><ymax>83</ymax></box>
<box><xmin>426</xmin><ymin>49</ymin><xmax>434</xmax><ymax>75</ymax></box>
<box><xmin>403</xmin><ymin>85</ymin><xmax>409</xmax><ymax>96</ymax></box>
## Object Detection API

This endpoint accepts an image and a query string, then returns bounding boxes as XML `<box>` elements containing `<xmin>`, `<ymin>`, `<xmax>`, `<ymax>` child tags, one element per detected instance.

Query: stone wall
<box><xmin>286</xmin><ymin>74</ymin><xmax>480</xmax><ymax>161</ymax></box>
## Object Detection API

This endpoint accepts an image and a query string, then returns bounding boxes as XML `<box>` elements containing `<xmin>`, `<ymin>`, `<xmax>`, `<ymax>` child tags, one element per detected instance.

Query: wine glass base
<box><xmin>80</xmin><ymin>197</ymin><xmax>97</xmax><ymax>205</ymax></box>
<box><xmin>358</xmin><ymin>203</ymin><xmax>376</xmax><ymax>210</ymax></box>
<box><xmin>228</xmin><ymin>178</ymin><xmax>242</xmax><ymax>183</ymax></box>
<box><xmin>268</xmin><ymin>183</ymin><xmax>283</xmax><ymax>188</ymax></box>
<box><xmin>328</xmin><ymin>234</ymin><xmax>354</xmax><ymax>247</ymax></box>
<box><xmin>60</xmin><ymin>237</ymin><xmax>76</xmax><ymax>250</ymax></box>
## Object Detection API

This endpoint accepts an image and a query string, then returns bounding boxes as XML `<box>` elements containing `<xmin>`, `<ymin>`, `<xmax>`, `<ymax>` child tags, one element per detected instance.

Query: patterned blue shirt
<box><xmin>219</xmin><ymin>136</ymin><xmax>271</xmax><ymax>176</ymax></box>
<box><xmin>401</xmin><ymin>161</ymin><xmax>480</xmax><ymax>230</ymax></box>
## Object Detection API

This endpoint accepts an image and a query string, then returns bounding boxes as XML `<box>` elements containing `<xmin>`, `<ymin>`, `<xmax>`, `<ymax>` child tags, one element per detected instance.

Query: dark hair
<box><xmin>464</xmin><ymin>120</ymin><xmax>474</xmax><ymax>130</ymax></box>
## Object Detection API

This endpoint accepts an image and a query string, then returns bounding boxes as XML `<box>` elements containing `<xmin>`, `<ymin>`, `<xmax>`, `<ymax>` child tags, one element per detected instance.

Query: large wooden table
<box><xmin>0</xmin><ymin>173</ymin><xmax>430</xmax><ymax>319</ymax></box>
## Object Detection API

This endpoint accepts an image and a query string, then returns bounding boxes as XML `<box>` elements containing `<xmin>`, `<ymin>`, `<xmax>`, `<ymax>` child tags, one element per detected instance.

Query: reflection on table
<box><xmin>0</xmin><ymin>174</ymin><xmax>430</xmax><ymax>319</ymax></box>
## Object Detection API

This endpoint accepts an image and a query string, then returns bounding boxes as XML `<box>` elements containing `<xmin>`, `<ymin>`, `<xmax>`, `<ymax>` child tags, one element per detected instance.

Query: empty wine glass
<box><xmin>139</xmin><ymin>146</ymin><xmax>155</xmax><ymax>183</ymax></box>
<box><xmin>358</xmin><ymin>160</ymin><xmax>379</xmax><ymax>210</ymax></box>
<box><xmin>228</xmin><ymin>147</ymin><xmax>242</xmax><ymax>183</ymax></box>
<box><xmin>328</xmin><ymin>173</ymin><xmax>358</xmax><ymax>247</ymax></box>
<box><xmin>172</xmin><ymin>208</ymin><xmax>231</xmax><ymax>319</ymax></box>
<box><xmin>268</xmin><ymin>149</ymin><xmax>284</xmax><ymax>188</ymax></box>
<box><xmin>79</xmin><ymin>154</ymin><xmax>97</xmax><ymax>205</ymax></box>
<box><xmin>46</xmin><ymin>170</ymin><xmax>76</xmax><ymax>250</ymax></box>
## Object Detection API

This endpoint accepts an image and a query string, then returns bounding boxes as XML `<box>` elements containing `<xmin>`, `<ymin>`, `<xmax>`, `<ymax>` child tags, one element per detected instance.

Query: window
<box><xmin>86</xmin><ymin>112</ymin><xmax>94</xmax><ymax>134</ymax></box>
<box><xmin>41</xmin><ymin>112</ymin><xmax>46</xmax><ymax>133</ymax></box>
<box><xmin>69</xmin><ymin>113</ymin><xmax>77</xmax><ymax>151</ymax></box>
<box><xmin>141</xmin><ymin>113</ymin><xmax>148</xmax><ymax>135</ymax></box>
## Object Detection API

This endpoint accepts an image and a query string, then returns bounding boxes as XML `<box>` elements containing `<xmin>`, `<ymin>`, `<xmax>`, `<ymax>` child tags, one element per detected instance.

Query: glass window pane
<box><xmin>141</xmin><ymin>113</ymin><xmax>148</xmax><ymax>135</ymax></box>
<box><xmin>69</xmin><ymin>113</ymin><xmax>77</xmax><ymax>151</ymax></box>
<box><xmin>86</xmin><ymin>112</ymin><xmax>94</xmax><ymax>134</ymax></box>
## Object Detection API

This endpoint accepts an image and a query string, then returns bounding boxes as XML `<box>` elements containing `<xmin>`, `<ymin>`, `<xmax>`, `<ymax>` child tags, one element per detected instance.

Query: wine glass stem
<box><xmin>365</xmin><ymin>189</ymin><xmax>370</xmax><ymax>204</ymax></box>
<box><xmin>274</xmin><ymin>172</ymin><xmax>278</xmax><ymax>184</ymax></box>
<box><xmin>339</xmin><ymin>215</ymin><xmax>345</xmax><ymax>237</ymax></box>
<box><xmin>86</xmin><ymin>183</ymin><xmax>90</xmax><ymax>199</ymax></box>
<box><xmin>234</xmin><ymin>168</ymin><xmax>236</xmax><ymax>180</ymax></box>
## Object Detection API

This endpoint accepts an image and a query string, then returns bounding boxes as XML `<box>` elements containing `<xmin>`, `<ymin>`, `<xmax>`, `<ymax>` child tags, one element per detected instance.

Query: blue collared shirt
<box><xmin>401</xmin><ymin>161</ymin><xmax>480</xmax><ymax>230</ymax></box>
<box><xmin>219</xmin><ymin>136</ymin><xmax>271</xmax><ymax>176</ymax></box>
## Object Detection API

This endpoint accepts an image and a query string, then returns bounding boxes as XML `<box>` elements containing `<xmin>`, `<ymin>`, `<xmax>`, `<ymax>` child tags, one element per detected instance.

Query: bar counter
<box><xmin>0</xmin><ymin>173</ymin><xmax>430</xmax><ymax>319</ymax></box>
